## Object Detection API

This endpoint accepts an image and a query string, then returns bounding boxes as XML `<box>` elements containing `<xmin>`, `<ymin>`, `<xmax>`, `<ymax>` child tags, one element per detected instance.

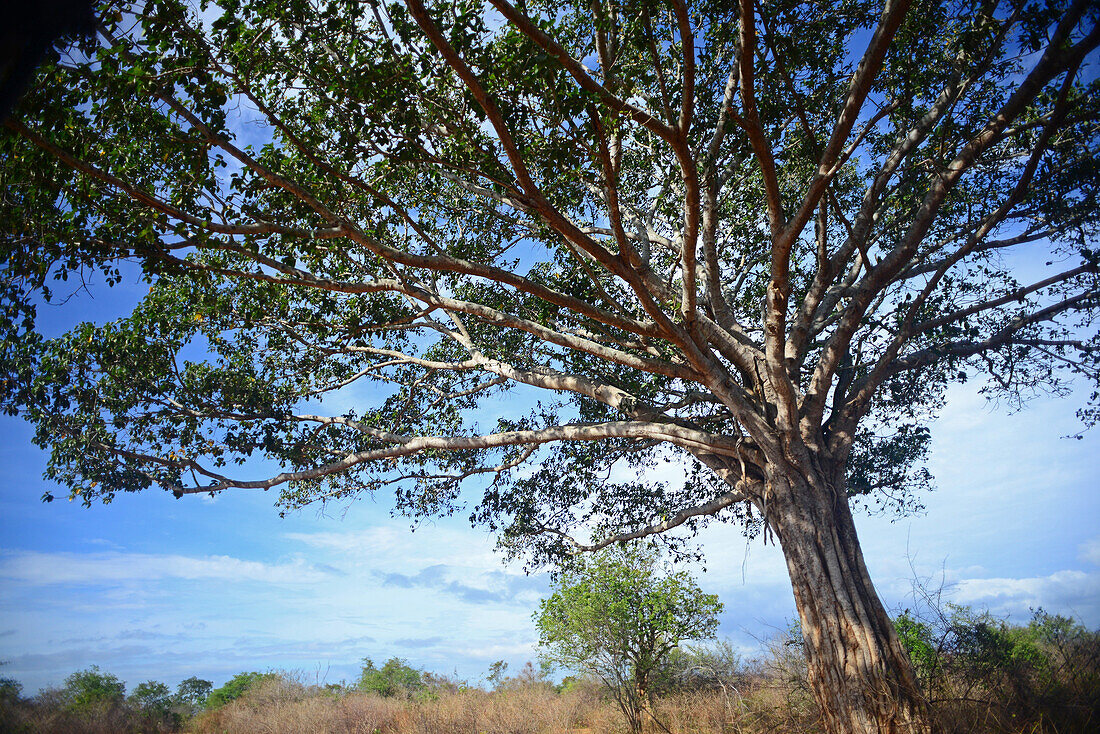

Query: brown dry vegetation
<box><xmin>3</xmin><ymin>608</ymin><xmax>1097</xmax><ymax>734</ymax></box>
<box><xmin>184</xmin><ymin>677</ymin><xmax>822</xmax><ymax>734</ymax></box>
<box><xmin>190</xmin><ymin>680</ymin><xmax>592</xmax><ymax>734</ymax></box>
<box><xmin>4</xmin><ymin>664</ymin><xmax>1096</xmax><ymax>734</ymax></box>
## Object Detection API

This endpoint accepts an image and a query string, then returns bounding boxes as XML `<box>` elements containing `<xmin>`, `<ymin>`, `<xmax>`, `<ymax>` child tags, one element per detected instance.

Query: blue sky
<box><xmin>1</xmin><ymin>279</ymin><xmax>1097</xmax><ymax>697</ymax></box>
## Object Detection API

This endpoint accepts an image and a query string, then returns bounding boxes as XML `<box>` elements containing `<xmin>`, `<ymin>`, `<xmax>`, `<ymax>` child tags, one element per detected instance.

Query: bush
<box><xmin>205</xmin><ymin>671</ymin><xmax>280</xmax><ymax>709</ymax></box>
<box><xmin>485</xmin><ymin>660</ymin><xmax>555</xmax><ymax>693</ymax></box>
<box><xmin>660</xmin><ymin>639</ymin><xmax>745</xmax><ymax>694</ymax></box>
<box><xmin>62</xmin><ymin>666</ymin><xmax>126</xmax><ymax>713</ymax></box>
<box><xmin>0</xmin><ymin>676</ymin><xmax>22</xmax><ymax>705</ymax></box>
<box><xmin>357</xmin><ymin>657</ymin><xmax>425</xmax><ymax>699</ymax></box>
<box><xmin>128</xmin><ymin>679</ymin><xmax>183</xmax><ymax>730</ymax></box>
<box><xmin>891</xmin><ymin>605</ymin><xmax>1100</xmax><ymax>732</ymax></box>
<box><xmin>0</xmin><ymin>676</ymin><xmax>26</xmax><ymax>732</ymax></box>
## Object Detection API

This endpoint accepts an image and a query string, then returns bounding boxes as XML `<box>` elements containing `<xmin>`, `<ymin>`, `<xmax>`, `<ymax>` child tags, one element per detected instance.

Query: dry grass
<box><xmin>181</xmin><ymin>675</ymin><xmax>829</xmax><ymax>734</ymax></box>
<box><xmin>187</xmin><ymin>682</ymin><xmax>600</xmax><ymax>734</ymax></box>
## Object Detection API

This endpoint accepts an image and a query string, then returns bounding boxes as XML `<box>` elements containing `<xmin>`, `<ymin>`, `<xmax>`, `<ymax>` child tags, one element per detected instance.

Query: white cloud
<box><xmin>1079</xmin><ymin>537</ymin><xmax>1100</xmax><ymax>566</ymax></box>
<box><xmin>951</xmin><ymin>570</ymin><xmax>1100</xmax><ymax>624</ymax></box>
<box><xmin>284</xmin><ymin>525</ymin><xmax>504</xmax><ymax>572</ymax></box>
<box><xmin>0</xmin><ymin>550</ymin><xmax>333</xmax><ymax>586</ymax></box>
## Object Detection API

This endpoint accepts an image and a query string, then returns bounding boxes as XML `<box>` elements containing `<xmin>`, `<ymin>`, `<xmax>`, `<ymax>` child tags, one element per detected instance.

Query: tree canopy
<box><xmin>2</xmin><ymin>0</ymin><xmax>1097</xmax><ymax>731</ymax></box>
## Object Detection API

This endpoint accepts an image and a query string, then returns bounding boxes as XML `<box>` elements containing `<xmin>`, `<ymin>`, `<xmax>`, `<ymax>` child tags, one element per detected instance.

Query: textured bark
<box><xmin>766</xmin><ymin>465</ymin><xmax>931</xmax><ymax>734</ymax></box>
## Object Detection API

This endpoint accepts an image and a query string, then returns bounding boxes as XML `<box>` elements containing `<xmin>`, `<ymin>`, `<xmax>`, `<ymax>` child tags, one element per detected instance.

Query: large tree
<box><xmin>1</xmin><ymin>0</ymin><xmax>1098</xmax><ymax>731</ymax></box>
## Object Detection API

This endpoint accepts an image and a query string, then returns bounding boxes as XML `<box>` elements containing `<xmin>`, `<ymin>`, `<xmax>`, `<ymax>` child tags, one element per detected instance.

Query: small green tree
<box><xmin>357</xmin><ymin>657</ymin><xmax>425</xmax><ymax>698</ymax></box>
<box><xmin>61</xmin><ymin>666</ymin><xmax>125</xmax><ymax>713</ymax></box>
<box><xmin>173</xmin><ymin>676</ymin><xmax>213</xmax><ymax>715</ymax></box>
<box><xmin>129</xmin><ymin>679</ymin><xmax>179</xmax><ymax>728</ymax></box>
<box><xmin>536</xmin><ymin>544</ymin><xmax>722</xmax><ymax>733</ymax></box>
<box><xmin>128</xmin><ymin>680</ymin><xmax>171</xmax><ymax>711</ymax></box>
<box><xmin>486</xmin><ymin>660</ymin><xmax>509</xmax><ymax>691</ymax></box>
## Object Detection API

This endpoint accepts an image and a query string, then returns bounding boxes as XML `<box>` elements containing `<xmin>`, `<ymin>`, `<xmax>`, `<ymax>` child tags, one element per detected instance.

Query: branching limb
<box><xmin>537</xmin><ymin>480</ymin><xmax>760</xmax><ymax>554</ymax></box>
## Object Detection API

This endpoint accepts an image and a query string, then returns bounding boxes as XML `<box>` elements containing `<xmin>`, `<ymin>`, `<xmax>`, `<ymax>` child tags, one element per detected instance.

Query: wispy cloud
<box><xmin>284</xmin><ymin>526</ymin><xmax>502</xmax><ymax>569</ymax></box>
<box><xmin>375</xmin><ymin>564</ymin><xmax>547</xmax><ymax>606</ymax></box>
<box><xmin>0</xmin><ymin>550</ymin><xmax>334</xmax><ymax>586</ymax></box>
<box><xmin>393</xmin><ymin>636</ymin><xmax>445</xmax><ymax>649</ymax></box>
<box><xmin>1079</xmin><ymin>537</ymin><xmax>1100</xmax><ymax>566</ymax></box>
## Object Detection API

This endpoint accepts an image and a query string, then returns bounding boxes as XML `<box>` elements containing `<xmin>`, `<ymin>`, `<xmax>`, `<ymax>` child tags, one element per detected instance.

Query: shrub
<box><xmin>894</xmin><ymin>612</ymin><xmax>939</xmax><ymax>682</ymax></box>
<box><xmin>357</xmin><ymin>657</ymin><xmax>425</xmax><ymax>699</ymax></box>
<box><xmin>205</xmin><ymin>671</ymin><xmax>279</xmax><ymax>709</ymax></box>
<box><xmin>61</xmin><ymin>666</ymin><xmax>126</xmax><ymax>713</ymax></box>
<box><xmin>129</xmin><ymin>679</ymin><xmax>182</xmax><ymax>730</ymax></box>
<box><xmin>485</xmin><ymin>660</ymin><xmax>555</xmax><ymax>693</ymax></box>
<box><xmin>0</xmin><ymin>676</ymin><xmax>22</xmax><ymax>705</ymax></box>
<box><xmin>0</xmin><ymin>676</ymin><xmax>26</xmax><ymax>732</ymax></box>
<box><xmin>660</xmin><ymin>638</ymin><xmax>745</xmax><ymax>694</ymax></box>
<box><xmin>889</xmin><ymin>603</ymin><xmax>1100</xmax><ymax>732</ymax></box>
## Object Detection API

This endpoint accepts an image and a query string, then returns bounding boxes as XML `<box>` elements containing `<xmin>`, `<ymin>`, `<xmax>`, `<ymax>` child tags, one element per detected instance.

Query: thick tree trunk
<box><xmin>765</xmin><ymin>465</ymin><xmax>931</xmax><ymax>734</ymax></box>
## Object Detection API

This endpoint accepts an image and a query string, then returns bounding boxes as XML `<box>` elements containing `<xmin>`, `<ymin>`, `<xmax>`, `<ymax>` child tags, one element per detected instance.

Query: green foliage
<box><xmin>357</xmin><ymin>657</ymin><xmax>426</xmax><ymax>699</ymax></box>
<box><xmin>536</xmin><ymin>544</ymin><xmax>722</xmax><ymax>732</ymax></box>
<box><xmin>174</xmin><ymin>675</ymin><xmax>213</xmax><ymax>713</ymax></box>
<box><xmin>61</xmin><ymin>665</ymin><xmax>125</xmax><ymax>712</ymax></box>
<box><xmin>0</xmin><ymin>676</ymin><xmax>21</xmax><ymax>705</ymax></box>
<box><xmin>486</xmin><ymin>660</ymin><xmax>509</xmax><ymax>691</ymax></box>
<box><xmin>894</xmin><ymin>612</ymin><xmax>939</xmax><ymax>680</ymax></box>
<box><xmin>1</xmin><ymin>0</ymin><xmax>1094</xmax><ymax>557</ymax></box>
<box><xmin>129</xmin><ymin>680</ymin><xmax>171</xmax><ymax>711</ymax></box>
<box><xmin>130</xmin><ymin>679</ymin><xmax>183</xmax><ymax>729</ymax></box>
<box><xmin>205</xmin><ymin>671</ymin><xmax>279</xmax><ymax>709</ymax></box>
<box><xmin>893</xmin><ymin>606</ymin><xmax>1100</xmax><ymax>731</ymax></box>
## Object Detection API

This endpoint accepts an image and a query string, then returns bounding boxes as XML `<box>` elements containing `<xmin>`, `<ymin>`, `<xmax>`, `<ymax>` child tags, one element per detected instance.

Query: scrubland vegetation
<box><xmin>2</xmin><ymin>607</ymin><xmax>1096</xmax><ymax>734</ymax></box>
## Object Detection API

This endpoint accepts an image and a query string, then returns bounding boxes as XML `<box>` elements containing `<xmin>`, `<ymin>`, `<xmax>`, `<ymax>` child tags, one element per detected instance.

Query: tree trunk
<box><xmin>765</xmin><ymin>465</ymin><xmax>932</xmax><ymax>734</ymax></box>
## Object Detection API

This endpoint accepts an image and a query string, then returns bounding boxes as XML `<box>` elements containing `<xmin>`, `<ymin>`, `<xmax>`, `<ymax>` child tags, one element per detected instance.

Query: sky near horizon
<box><xmin>1</xmin><ymin>284</ymin><xmax>1098</xmax><ymax>696</ymax></box>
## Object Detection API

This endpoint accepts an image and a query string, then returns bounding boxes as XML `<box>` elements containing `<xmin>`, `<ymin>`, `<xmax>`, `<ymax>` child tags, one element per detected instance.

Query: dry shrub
<box><xmin>650</xmin><ymin>689</ymin><xmax>733</xmax><ymax>733</ymax></box>
<box><xmin>187</xmin><ymin>683</ymin><xmax>599</xmax><ymax>734</ymax></box>
<box><xmin>640</xmin><ymin>676</ymin><xmax>822</xmax><ymax>734</ymax></box>
<box><xmin>9</xmin><ymin>702</ymin><xmax>158</xmax><ymax>734</ymax></box>
<box><xmin>3</xmin><ymin>687</ymin><xmax>175</xmax><ymax>734</ymax></box>
<box><xmin>189</xmin><ymin>691</ymin><xmax>408</xmax><ymax>734</ymax></box>
<box><xmin>474</xmin><ymin>685</ymin><xmax>583</xmax><ymax>733</ymax></box>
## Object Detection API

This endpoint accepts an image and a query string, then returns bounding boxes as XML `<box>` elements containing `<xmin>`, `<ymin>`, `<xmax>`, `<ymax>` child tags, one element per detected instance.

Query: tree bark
<box><xmin>764</xmin><ymin>464</ymin><xmax>932</xmax><ymax>734</ymax></box>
